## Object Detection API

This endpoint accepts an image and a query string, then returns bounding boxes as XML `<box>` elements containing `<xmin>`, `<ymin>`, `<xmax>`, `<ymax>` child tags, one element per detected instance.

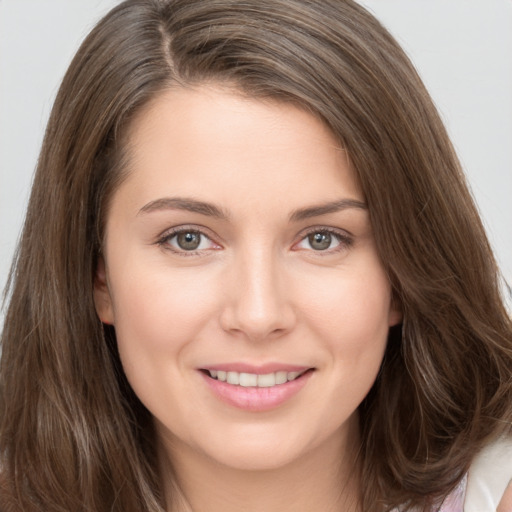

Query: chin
<box><xmin>205</xmin><ymin>442</ymin><xmax>305</xmax><ymax>472</ymax></box>
<box><xmin>188</xmin><ymin>420</ymin><xmax>339</xmax><ymax>473</ymax></box>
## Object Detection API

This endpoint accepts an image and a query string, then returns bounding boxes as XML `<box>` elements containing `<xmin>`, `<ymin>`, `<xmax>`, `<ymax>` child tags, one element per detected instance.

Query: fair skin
<box><xmin>94</xmin><ymin>85</ymin><xmax>401</xmax><ymax>512</ymax></box>
<box><xmin>498</xmin><ymin>481</ymin><xmax>512</xmax><ymax>512</ymax></box>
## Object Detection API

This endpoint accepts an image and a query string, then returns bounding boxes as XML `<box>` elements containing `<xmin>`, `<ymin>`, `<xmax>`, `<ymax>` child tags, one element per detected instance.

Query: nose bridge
<box><xmin>221</xmin><ymin>242</ymin><xmax>295</xmax><ymax>340</ymax></box>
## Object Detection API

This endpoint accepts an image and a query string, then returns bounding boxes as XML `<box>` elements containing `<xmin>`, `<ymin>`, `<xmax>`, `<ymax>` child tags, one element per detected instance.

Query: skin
<box><xmin>94</xmin><ymin>85</ymin><xmax>402</xmax><ymax>512</ymax></box>
<box><xmin>498</xmin><ymin>482</ymin><xmax>512</xmax><ymax>512</ymax></box>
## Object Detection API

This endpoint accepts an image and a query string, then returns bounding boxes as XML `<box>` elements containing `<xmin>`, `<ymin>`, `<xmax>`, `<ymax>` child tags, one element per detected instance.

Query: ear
<box><xmin>93</xmin><ymin>255</ymin><xmax>115</xmax><ymax>325</ymax></box>
<box><xmin>388</xmin><ymin>295</ymin><xmax>403</xmax><ymax>327</ymax></box>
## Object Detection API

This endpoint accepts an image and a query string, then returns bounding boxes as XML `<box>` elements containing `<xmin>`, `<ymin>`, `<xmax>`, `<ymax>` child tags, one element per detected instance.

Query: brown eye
<box><xmin>307</xmin><ymin>232</ymin><xmax>332</xmax><ymax>250</ymax></box>
<box><xmin>176</xmin><ymin>231</ymin><xmax>202</xmax><ymax>250</ymax></box>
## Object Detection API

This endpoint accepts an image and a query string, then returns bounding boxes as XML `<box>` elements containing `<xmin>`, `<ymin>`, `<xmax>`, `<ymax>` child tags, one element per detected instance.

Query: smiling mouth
<box><xmin>201</xmin><ymin>369</ymin><xmax>313</xmax><ymax>388</ymax></box>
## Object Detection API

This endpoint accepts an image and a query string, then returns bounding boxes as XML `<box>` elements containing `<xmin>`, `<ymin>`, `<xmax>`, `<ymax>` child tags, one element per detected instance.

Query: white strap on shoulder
<box><xmin>465</xmin><ymin>436</ymin><xmax>512</xmax><ymax>511</ymax></box>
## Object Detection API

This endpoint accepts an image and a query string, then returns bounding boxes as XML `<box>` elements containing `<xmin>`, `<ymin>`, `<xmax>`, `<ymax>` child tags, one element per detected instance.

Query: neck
<box><xmin>159</xmin><ymin>418</ymin><xmax>362</xmax><ymax>512</ymax></box>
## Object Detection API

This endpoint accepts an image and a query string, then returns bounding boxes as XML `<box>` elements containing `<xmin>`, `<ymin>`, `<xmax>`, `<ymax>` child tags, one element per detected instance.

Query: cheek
<box><xmin>296</xmin><ymin>260</ymin><xmax>392</xmax><ymax>380</ymax></box>
<box><xmin>109</xmin><ymin>260</ymin><xmax>222</xmax><ymax>360</ymax></box>
<box><xmin>107</xmin><ymin>261</ymin><xmax>224</xmax><ymax>424</ymax></box>
<box><xmin>304</xmin><ymin>268</ymin><xmax>392</xmax><ymax>340</ymax></box>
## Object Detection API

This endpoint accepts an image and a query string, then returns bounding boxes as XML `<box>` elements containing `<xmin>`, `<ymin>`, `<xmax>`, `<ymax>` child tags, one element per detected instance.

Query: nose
<box><xmin>219</xmin><ymin>247</ymin><xmax>296</xmax><ymax>342</ymax></box>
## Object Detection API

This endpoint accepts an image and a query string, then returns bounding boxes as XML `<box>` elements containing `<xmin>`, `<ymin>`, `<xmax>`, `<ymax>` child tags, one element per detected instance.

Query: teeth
<box><xmin>239</xmin><ymin>373</ymin><xmax>258</xmax><ymax>387</ymax></box>
<box><xmin>275</xmin><ymin>371</ymin><xmax>288</xmax><ymax>385</ymax></box>
<box><xmin>226</xmin><ymin>371</ymin><xmax>239</xmax><ymax>385</ymax></box>
<box><xmin>257</xmin><ymin>373</ymin><xmax>275</xmax><ymax>387</ymax></box>
<box><xmin>207</xmin><ymin>369</ymin><xmax>307</xmax><ymax>387</ymax></box>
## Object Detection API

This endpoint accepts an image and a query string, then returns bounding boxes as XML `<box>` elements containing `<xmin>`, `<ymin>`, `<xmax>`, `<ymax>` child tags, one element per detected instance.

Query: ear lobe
<box><xmin>388</xmin><ymin>295</ymin><xmax>403</xmax><ymax>327</ymax></box>
<box><xmin>94</xmin><ymin>255</ymin><xmax>114</xmax><ymax>325</ymax></box>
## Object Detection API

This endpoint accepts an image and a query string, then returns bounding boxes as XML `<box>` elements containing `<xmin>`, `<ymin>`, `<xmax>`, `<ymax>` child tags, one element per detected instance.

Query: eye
<box><xmin>294</xmin><ymin>229</ymin><xmax>352</xmax><ymax>253</ymax></box>
<box><xmin>174</xmin><ymin>231</ymin><xmax>203</xmax><ymax>250</ymax></box>
<box><xmin>158</xmin><ymin>228</ymin><xmax>220</xmax><ymax>254</ymax></box>
<box><xmin>306</xmin><ymin>232</ymin><xmax>335</xmax><ymax>251</ymax></box>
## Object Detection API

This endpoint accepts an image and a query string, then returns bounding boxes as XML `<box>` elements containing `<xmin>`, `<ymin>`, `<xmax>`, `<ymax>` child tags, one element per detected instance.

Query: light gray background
<box><xmin>1</xmin><ymin>0</ymin><xmax>511</xmax><ymax>325</ymax></box>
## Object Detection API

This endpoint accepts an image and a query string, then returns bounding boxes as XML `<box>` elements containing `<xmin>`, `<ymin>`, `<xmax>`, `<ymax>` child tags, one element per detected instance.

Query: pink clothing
<box><xmin>395</xmin><ymin>438</ymin><xmax>512</xmax><ymax>511</ymax></box>
<box><xmin>438</xmin><ymin>474</ymin><xmax>467</xmax><ymax>512</ymax></box>
<box><xmin>393</xmin><ymin>475</ymin><xmax>467</xmax><ymax>512</ymax></box>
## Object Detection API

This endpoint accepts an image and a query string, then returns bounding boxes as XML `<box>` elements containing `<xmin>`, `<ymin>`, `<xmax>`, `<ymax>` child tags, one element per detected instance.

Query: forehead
<box><xmin>115</xmin><ymin>85</ymin><xmax>363</xmax><ymax>217</ymax></box>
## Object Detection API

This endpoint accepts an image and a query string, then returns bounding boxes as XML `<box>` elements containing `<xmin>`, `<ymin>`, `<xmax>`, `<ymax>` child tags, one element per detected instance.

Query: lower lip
<box><xmin>200</xmin><ymin>370</ymin><xmax>314</xmax><ymax>412</ymax></box>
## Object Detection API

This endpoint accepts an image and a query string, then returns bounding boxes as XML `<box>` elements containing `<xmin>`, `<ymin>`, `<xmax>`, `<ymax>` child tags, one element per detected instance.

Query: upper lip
<box><xmin>199</xmin><ymin>363</ymin><xmax>313</xmax><ymax>374</ymax></box>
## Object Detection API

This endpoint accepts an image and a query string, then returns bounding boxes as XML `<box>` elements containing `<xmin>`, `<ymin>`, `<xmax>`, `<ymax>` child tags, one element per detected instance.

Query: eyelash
<box><xmin>156</xmin><ymin>226</ymin><xmax>353</xmax><ymax>256</ymax></box>
<box><xmin>156</xmin><ymin>225</ymin><xmax>220</xmax><ymax>257</ymax></box>
<box><xmin>295</xmin><ymin>227</ymin><xmax>353</xmax><ymax>254</ymax></box>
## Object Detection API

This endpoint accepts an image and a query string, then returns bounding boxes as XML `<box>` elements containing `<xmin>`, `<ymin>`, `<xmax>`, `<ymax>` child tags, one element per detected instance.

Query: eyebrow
<box><xmin>138</xmin><ymin>197</ymin><xmax>229</xmax><ymax>220</ymax></box>
<box><xmin>289</xmin><ymin>198</ymin><xmax>367</xmax><ymax>222</ymax></box>
<box><xmin>138</xmin><ymin>196</ymin><xmax>367</xmax><ymax>221</ymax></box>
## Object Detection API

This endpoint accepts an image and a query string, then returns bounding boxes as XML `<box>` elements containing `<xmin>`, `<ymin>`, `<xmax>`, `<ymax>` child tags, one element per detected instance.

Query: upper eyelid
<box><xmin>158</xmin><ymin>225</ymin><xmax>352</xmax><ymax>237</ymax></box>
<box><xmin>158</xmin><ymin>224</ymin><xmax>218</xmax><ymax>241</ymax></box>
<box><xmin>297</xmin><ymin>225</ymin><xmax>353</xmax><ymax>239</ymax></box>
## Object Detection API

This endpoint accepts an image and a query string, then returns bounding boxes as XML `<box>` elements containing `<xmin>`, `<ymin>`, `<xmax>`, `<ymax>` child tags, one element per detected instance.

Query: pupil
<box><xmin>177</xmin><ymin>232</ymin><xmax>201</xmax><ymax>250</ymax></box>
<box><xmin>309</xmin><ymin>232</ymin><xmax>331</xmax><ymax>250</ymax></box>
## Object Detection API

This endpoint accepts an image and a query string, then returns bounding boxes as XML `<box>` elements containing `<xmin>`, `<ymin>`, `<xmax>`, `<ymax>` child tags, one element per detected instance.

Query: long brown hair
<box><xmin>1</xmin><ymin>1</ymin><xmax>511</xmax><ymax>511</ymax></box>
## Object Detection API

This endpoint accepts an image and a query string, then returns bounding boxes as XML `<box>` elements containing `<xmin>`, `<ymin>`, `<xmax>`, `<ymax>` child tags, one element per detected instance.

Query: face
<box><xmin>94</xmin><ymin>86</ymin><xmax>401</xmax><ymax>472</ymax></box>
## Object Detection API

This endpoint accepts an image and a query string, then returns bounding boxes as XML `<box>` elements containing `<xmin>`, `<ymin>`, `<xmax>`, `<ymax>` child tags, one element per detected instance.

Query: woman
<box><xmin>1</xmin><ymin>1</ymin><xmax>511</xmax><ymax>511</ymax></box>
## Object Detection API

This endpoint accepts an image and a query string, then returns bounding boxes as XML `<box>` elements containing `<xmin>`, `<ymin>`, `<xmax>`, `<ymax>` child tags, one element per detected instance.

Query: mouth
<box><xmin>199</xmin><ymin>367</ymin><xmax>315</xmax><ymax>411</ymax></box>
<box><xmin>198</xmin><ymin>363</ymin><xmax>315</xmax><ymax>411</ymax></box>
<box><xmin>200</xmin><ymin>368</ymin><xmax>313</xmax><ymax>388</ymax></box>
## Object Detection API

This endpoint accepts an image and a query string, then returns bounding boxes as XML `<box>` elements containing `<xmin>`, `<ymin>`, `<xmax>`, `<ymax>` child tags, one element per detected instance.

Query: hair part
<box><xmin>1</xmin><ymin>1</ymin><xmax>511</xmax><ymax>511</ymax></box>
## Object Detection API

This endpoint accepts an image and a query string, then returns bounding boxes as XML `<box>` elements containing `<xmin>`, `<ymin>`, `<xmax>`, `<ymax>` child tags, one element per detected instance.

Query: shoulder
<box><xmin>465</xmin><ymin>436</ymin><xmax>512</xmax><ymax>512</ymax></box>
